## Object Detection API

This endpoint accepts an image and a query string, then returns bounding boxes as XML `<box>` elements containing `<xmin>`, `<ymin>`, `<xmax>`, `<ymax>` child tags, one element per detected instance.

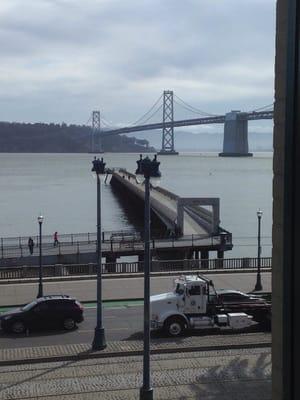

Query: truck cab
<box><xmin>151</xmin><ymin>274</ymin><xmax>253</xmax><ymax>336</ymax></box>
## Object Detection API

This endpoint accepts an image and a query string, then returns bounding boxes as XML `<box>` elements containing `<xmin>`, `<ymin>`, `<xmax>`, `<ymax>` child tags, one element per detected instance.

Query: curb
<box><xmin>0</xmin><ymin>341</ymin><xmax>271</xmax><ymax>367</ymax></box>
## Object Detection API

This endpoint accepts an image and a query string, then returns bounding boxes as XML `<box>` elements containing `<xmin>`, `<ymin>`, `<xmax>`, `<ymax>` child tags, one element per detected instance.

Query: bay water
<box><xmin>0</xmin><ymin>152</ymin><xmax>272</xmax><ymax>258</ymax></box>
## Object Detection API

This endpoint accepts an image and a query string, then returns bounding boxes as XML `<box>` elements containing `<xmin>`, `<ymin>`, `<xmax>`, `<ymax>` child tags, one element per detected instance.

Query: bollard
<box><xmin>1</xmin><ymin>238</ymin><xmax>3</xmax><ymax>258</ymax></box>
<box><xmin>71</xmin><ymin>234</ymin><xmax>73</xmax><ymax>245</ymax></box>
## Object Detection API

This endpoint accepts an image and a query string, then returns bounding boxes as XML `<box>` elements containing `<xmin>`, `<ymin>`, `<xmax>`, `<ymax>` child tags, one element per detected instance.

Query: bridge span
<box><xmin>91</xmin><ymin>90</ymin><xmax>273</xmax><ymax>157</ymax></box>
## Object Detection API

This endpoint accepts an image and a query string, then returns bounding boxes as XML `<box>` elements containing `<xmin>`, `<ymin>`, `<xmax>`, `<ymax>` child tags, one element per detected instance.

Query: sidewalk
<box><xmin>0</xmin><ymin>340</ymin><xmax>271</xmax><ymax>400</ymax></box>
<box><xmin>0</xmin><ymin>271</ymin><xmax>271</xmax><ymax>307</ymax></box>
<box><xmin>0</xmin><ymin>332</ymin><xmax>271</xmax><ymax>366</ymax></box>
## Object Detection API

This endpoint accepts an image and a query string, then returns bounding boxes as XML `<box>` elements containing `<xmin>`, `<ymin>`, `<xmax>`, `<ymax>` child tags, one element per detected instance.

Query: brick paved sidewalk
<box><xmin>0</xmin><ymin>347</ymin><xmax>271</xmax><ymax>400</ymax></box>
<box><xmin>0</xmin><ymin>332</ymin><xmax>271</xmax><ymax>366</ymax></box>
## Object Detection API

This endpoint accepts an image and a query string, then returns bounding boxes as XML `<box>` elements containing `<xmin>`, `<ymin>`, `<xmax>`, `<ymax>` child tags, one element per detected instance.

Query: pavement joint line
<box><xmin>0</xmin><ymin>299</ymin><xmax>144</xmax><ymax>311</ymax></box>
<box><xmin>0</xmin><ymin>341</ymin><xmax>271</xmax><ymax>367</ymax></box>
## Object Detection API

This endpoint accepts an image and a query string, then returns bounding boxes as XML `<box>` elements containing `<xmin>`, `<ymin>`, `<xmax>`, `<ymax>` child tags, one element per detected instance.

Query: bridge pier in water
<box><xmin>219</xmin><ymin>111</ymin><xmax>253</xmax><ymax>157</ymax></box>
<box><xmin>158</xmin><ymin>90</ymin><xmax>179</xmax><ymax>156</ymax></box>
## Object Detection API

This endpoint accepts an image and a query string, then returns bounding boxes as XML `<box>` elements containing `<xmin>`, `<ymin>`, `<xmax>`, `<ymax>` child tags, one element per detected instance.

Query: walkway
<box><xmin>0</xmin><ymin>341</ymin><xmax>271</xmax><ymax>399</ymax></box>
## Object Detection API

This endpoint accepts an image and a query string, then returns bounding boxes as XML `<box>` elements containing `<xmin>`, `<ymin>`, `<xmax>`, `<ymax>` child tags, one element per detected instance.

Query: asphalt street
<box><xmin>0</xmin><ymin>303</ymin><xmax>268</xmax><ymax>350</ymax></box>
<box><xmin>0</xmin><ymin>305</ymin><xmax>144</xmax><ymax>349</ymax></box>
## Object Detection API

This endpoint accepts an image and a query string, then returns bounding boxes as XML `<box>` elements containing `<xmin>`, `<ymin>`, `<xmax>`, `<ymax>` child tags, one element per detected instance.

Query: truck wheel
<box><xmin>164</xmin><ymin>317</ymin><xmax>185</xmax><ymax>337</ymax></box>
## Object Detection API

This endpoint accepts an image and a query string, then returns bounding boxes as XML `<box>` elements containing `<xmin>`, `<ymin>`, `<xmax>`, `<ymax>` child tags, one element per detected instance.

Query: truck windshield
<box><xmin>175</xmin><ymin>283</ymin><xmax>184</xmax><ymax>295</ymax></box>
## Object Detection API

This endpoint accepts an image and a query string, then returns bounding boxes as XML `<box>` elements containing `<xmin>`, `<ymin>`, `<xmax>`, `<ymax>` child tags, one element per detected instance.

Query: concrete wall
<box><xmin>219</xmin><ymin>111</ymin><xmax>252</xmax><ymax>157</ymax></box>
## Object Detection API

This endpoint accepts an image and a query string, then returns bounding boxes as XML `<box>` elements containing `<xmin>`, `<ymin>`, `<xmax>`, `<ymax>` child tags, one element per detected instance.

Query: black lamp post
<box><xmin>37</xmin><ymin>215</ymin><xmax>44</xmax><ymax>298</ymax></box>
<box><xmin>254</xmin><ymin>209</ymin><xmax>263</xmax><ymax>291</ymax></box>
<box><xmin>136</xmin><ymin>154</ymin><xmax>161</xmax><ymax>400</ymax></box>
<box><xmin>92</xmin><ymin>157</ymin><xmax>107</xmax><ymax>350</ymax></box>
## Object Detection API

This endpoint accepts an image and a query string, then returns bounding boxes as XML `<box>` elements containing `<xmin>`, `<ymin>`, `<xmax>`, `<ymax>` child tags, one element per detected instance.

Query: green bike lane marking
<box><xmin>0</xmin><ymin>299</ymin><xmax>143</xmax><ymax>313</ymax></box>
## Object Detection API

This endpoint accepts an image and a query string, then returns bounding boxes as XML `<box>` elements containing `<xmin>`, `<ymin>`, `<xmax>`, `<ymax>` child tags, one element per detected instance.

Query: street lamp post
<box><xmin>255</xmin><ymin>209</ymin><xmax>263</xmax><ymax>291</ymax></box>
<box><xmin>136</xmin><ymin>154</ymin><xmax>161</xmax><ymax>400</ymax></box>
<box><xmin>37</xmin><ymin>215</ymin><xmax>44</xmax><ymax>298</ymax></box>
<box><xmin>92</xmin><ymin>157</ymin><xmax>107</xmax><ymax>351</ymax></box>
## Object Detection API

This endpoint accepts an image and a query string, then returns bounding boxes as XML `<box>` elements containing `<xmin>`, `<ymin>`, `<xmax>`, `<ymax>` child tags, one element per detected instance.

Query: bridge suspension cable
<box><xmin>128</xmin><ymin>94</ymin><xmax>163</xmax><ymax>126</ymax></box>
<box><xmin>84</xmin><ymin>114</ymin><xmax>92</xmax><ymax>126</ymax></box>
<box><xmin>251</xmin><ymin>103</ymin><xmax>274</xmax><ymax>112</ymax></box>
<box><xmin>137</xmin><ymin>104</ymin><xmax>163</xmax><ymax>125</ymax></box>
<box><xmin>173</xmin><ymin>94</ymin><xmax>219</xmax><ymax>117</ymax></box>
<box><xmin>100</xmin><ymin>115</ymin><xmax>115</xmax><ymax>128</ymax></box>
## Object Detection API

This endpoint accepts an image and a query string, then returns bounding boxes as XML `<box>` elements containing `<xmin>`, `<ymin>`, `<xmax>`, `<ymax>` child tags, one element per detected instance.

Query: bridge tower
<box><xmin>158</xmin><ymin>90</ymin><xmax>178</xmax><ymax>155</ymax></box>
<box><xmin>219</xmin><ymin>111</ymin><xmax>253</xmax><ymax>157</ymax></box>
<box><xmin>90</xmin><ymin>111</ymin><xmax>103</xmax><ymax>153</ymax></box>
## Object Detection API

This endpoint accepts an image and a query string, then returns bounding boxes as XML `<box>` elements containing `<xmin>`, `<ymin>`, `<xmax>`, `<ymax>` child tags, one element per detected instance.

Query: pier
<box><xmin>0</xmin><ymin>168</ymin><xmax>233</xmax><ymax>268</ymax></box>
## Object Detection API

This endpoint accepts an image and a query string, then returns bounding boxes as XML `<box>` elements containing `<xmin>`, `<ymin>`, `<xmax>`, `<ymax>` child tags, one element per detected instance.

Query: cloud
<box><xmin>0</xmin><ymin>0</ymin><xmax>275</xmax><ymax>131</ymax></box>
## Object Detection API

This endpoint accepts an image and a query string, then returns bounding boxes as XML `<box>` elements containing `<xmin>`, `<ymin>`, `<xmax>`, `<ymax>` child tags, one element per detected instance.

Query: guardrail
<box><xmin>0</xmin><ymin>232</ymin><xmax>232</xmax><ymax>260</ymax></box>
<box><xmin>0</xmin><ymin>257</ymin><xmax>272</xmax><ymax>280</ymax></box>
<box><xmin>0</xmin><ymin>229</ymin><xmax>146</xmax><ymax>249</ymax></box>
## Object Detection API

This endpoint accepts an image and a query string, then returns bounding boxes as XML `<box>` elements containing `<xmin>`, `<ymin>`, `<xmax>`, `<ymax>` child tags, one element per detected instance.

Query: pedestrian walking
<box><xmin>28</xmin><ymin>237</ymin><xmax>34</xmax><ymax>255</ymax></box>
<box><xmin>53</xmin><ymin>231</ymin><xmax>59</xmax><ymax>247</ymax></box>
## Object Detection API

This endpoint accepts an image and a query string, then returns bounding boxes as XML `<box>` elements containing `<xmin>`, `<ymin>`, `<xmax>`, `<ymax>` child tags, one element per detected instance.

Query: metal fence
<box><xmin>0</xmin><ymin>257</ymin><xmax>272</xmax><ymax>280</ymax></box>
<box><xmin>0</xmin><ymin>232</ymin><xmax>232</xmax><ymax>260</ymax></box>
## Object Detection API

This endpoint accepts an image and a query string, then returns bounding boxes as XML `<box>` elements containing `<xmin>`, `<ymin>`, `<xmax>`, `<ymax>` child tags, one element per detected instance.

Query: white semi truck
<box><xmin>150</xmin><ymin>274</ymin><xmax>257</xmax><ymax>337</ymax></box>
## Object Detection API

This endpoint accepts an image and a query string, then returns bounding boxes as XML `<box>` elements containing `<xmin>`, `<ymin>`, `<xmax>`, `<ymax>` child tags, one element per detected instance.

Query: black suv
<box><xmin>0</xmin><ymin>295</ymin><xmax>84</xmax><ymax>333</ymax></box>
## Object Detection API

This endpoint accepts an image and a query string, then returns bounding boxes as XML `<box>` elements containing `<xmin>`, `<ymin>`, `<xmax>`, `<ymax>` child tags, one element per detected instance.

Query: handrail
<box><xmin>0</xmin><ymin>257</ymin><xmax>272</xmax><ymax>280</ymax></box>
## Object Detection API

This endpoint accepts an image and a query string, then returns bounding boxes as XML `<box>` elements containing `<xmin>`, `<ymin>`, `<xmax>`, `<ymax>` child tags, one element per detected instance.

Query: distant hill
<box><xmin>0</xmin><ymin>122</ymin><xmax>156</xmax><ymax>153</ymax></box>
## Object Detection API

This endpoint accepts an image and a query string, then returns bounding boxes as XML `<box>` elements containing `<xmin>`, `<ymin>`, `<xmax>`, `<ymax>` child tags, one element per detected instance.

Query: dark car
<box><xmin>216</xmin><ymin>289</ymin><xmax>268</xmax><ymax>305</ymax></box>
<box><xmin>0</xmin><ymin>295</ymin><xmax>84</xmax><ymax>334</ymax></box>
<box><xmin>212</xmin><ymin>289</ymin><xmax>271</xmax><ymax>328</ymax></box>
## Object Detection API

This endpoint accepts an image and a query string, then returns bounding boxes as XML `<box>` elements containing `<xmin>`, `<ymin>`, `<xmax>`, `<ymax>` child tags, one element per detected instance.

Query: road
<box><xmin>0</xmin><ymin>272</ymin><xmax>272</xmax><ymax>306</ymax></box>
<box><xmin>0</xmin><ymin>304</ymin><xmax>269</xmax><ymax>350</ymax></box>
<box><xmin>0</xmin><ymin>305</ymin><xmax>143</xmax><ymax>349</ymax></box>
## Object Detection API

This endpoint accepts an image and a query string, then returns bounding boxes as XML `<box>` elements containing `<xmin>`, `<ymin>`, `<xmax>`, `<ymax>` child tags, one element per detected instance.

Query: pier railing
<box><xmin>0</xmin><ymin>231</ymin><xmax>232</xmax><ymax>260</ymax></box>
<box><xmin>0</xmin><ymin>257</ymin><xmax>272</xmax><ymax>280</ymax></box>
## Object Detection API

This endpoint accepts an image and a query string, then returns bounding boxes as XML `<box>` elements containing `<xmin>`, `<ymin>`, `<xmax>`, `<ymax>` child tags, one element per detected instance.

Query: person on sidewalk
<box><xmin>53</xmin><ymin>231</ymin><xmax>59</xmax><ymax>247</ymax></box>
<box><xmin>28</xmin><ymin>237</ymin><xmax>34</xmax><ymax>255</ymax></box>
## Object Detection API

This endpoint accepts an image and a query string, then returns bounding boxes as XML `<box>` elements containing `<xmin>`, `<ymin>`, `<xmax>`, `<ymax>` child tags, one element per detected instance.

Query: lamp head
<box><xmin>91</xmin><ymin>157</ymin><xmax>106</xmax><ymax>175</ymax></box>
<box><xmin>257</xmin><ymin>209</ymin><xmax>263</xmax><ymax>218</ymax></box>
<box><xmin>37</xmin><ymin>215</ymin><xmax>44</xmax><ymax>224</ymax></box>
<box><xmin>135</xmin><ymin>154</ymin><xmax>161</xmax><ymax>185</ymax></box>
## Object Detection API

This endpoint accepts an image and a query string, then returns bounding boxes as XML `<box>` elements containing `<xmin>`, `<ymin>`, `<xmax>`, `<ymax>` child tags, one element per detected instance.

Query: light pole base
<box><xmin>254</xmin><ymin>274</ymin><xmax>263</xmax><ymax>291</ymax></box>
<box><xmin>92</xmin><ymin>327</ymin><xmax>107</xmax><ymax>351</ymax></box>
<box><xmin>140</xmin><ymin>387</ymin><xmax>153</xmax><ymax>400</ymax></box>
<box><xmin>37</xmin><ymin>285</ymin><xmax>43</xmax><ymax>299</ymax></box>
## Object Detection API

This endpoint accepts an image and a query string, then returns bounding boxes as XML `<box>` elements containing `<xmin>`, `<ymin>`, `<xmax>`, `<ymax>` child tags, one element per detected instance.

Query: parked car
<box><xmin>215</xmin><ymin>289</ymin><xmax>268</xmax><ymax>305</ymax></box>
<box><xmin>0</xmin><ymin>295</ymin><xmax>84</xmax><ymax>334</ymax></box>
<box><xmin>212</xmin><ymin>289</ymin><xmax>271</xmax><ymax>328</ymax></box>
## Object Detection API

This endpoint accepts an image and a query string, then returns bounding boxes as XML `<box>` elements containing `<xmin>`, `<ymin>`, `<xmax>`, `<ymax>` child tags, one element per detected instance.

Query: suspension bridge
<box><xmin>88</xmin><ymin>91</ymin><xmax>273</xmax><ymax>157</ymax></box>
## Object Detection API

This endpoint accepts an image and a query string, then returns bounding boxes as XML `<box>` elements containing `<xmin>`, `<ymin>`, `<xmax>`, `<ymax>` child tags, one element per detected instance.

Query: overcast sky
<box><xmin>0</xmin><ymin>0</ymin><xmax>275</xmax><ymax>131</ymax></box>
